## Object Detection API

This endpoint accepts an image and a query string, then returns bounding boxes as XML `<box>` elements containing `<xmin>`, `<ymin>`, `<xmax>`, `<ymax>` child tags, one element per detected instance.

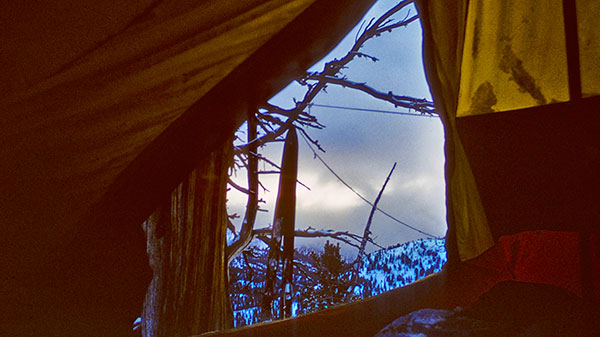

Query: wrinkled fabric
<box><xmin>376</xmin><ymin>281</ymin><xmax>598</xmax><ymax>337</ymax></box>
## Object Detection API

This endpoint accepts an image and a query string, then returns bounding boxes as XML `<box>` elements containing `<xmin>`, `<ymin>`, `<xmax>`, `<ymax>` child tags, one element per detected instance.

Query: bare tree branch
<box><xmin>228</xmin><ymin>178</ymin><xmax>251</xmax><ymax>195</ymax></box>
<box><xmin>227</xmin><ymin>219</ymin><xmax>237</xmax><ymax>236</ymax></box>
<box><xmin>257</xmin><ymin>170</ymin><xmax>280</xmax><ymax>175</ymax></box>
<box><xmin>250</xmin><ymin>152</ymin><xmax>281</xmax><ymax>170</ymax></box>
<box><xmin>257</xmin><ymin>171</ymin><xmax>312</xmax><ymax>192</ymax></box>
<box><xmin>309</xmin><ymin>75</ymin><xmax>435</xmax><ymax>114</ymax></box>
<box><xmin>252</xmin><ymin>227</ymin><xmax>384</xmax><ymax>250</ymax></box>
<box><xmin>297</xmin><ymin>126</ymin><xmax>326</xmax><ymax>153</ymax></box>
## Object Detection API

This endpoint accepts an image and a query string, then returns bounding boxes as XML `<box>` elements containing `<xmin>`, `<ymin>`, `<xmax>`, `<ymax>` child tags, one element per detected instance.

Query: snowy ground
<box><xmin>230</xmin><ymin>237</ymin><xmax>447</xmax><ymax>327</ymax></box>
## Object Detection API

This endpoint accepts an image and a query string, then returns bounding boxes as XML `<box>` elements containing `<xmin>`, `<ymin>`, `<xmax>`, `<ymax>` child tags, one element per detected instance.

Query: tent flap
<box><xmin>418</xmin><ymin>0</ymin><xmax>494</xmax><ymax>261</ymax></box>
<box><xmin>420</xmin><ymin>0</ymin><xmax>600</xmax><ymax>261</ymax></box>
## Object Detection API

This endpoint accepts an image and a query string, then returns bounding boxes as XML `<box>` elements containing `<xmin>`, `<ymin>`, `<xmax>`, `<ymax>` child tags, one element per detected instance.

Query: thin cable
<box><xmin>308</xmin><ymin>103</ymin><xmax>438</xmax><ymax>118</ymax></box>
<box><xmin>299</xmin><ymin>131</ymin><xmax>437</xmax><ymax>238</ymax></box>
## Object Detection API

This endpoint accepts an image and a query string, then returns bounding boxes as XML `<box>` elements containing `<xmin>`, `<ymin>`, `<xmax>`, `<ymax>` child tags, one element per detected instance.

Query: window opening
<box><xmin>226</xmin><ymin>0</ymin><xmax>446</xmax><ymax>327</ymax></box>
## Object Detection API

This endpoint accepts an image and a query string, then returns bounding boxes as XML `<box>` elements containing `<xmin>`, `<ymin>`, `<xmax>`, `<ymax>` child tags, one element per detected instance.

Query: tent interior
<box><xmin>1</xmin><ymin>0</ymin><xmax>598</xmax><ymax>336</ymax></box>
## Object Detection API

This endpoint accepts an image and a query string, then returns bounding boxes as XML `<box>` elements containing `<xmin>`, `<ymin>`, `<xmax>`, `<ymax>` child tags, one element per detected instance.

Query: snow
<box><xmin>291</xmin><ymin>300</ymin><xmax>299</xmax><ymax>317</ymax></box>
<box><xmin>356</xmin><ymin>238</ymin><xmax>446</xmax><ymax>297</ymax></box>
<box><xmin>229</xmin><ymin>237</ymin><xmax>447</xmax><ymax>327</ymax></box>
<box><xmin>374</xmin><ymin>308</ymin><xmax>458</xmax><ymax>337</ymax></box>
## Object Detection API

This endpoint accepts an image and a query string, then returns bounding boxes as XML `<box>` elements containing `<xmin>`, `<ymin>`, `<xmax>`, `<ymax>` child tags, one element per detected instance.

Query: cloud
<box><xmin>385</xmin><ymin>175</ymin><xmax>428</xmax><ymax>196</ymax></box>
<box><xmin>296</xmin><ymin>170</ymin><xmax>362</xmax><ymax>212</ymax></box>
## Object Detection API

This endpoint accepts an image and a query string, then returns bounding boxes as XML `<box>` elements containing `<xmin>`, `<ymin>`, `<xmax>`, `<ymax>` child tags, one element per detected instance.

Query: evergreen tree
<box><xmin>305</xmin><ymin>241</ymin><xmax>351</xmax><ymax>310</ymax></box>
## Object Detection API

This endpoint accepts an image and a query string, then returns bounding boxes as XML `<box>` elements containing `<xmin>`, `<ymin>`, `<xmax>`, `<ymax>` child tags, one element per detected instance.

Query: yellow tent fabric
<box><xmin>418</xmin><ymin>0</ymin><xmax>494</xmax><ymax>261</ymax></box>
<box><xmin>578</xmin><ymin>0</ymin><xmax>600</xmax><ymax>96</ymax></box>
<box><xmin>457</xmin><ymin>0</ymin><xmax>599</xmax><ymax>117</ymax></box>
<box><xmin>420</xmin><ymin>0</ymin><xmax>600</xmax><ymax>261</ymax></box>
<box><xmin>457</xmin><ymin>0</ymin><xmax>569</xmax><ymax>117</ymax></box>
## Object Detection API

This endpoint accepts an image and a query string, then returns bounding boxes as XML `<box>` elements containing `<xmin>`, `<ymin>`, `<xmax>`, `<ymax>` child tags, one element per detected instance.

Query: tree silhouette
<box><xmin>310</xmin><ymin>241</ymin><xmax>350</xmax><ymax>308</ymax></box>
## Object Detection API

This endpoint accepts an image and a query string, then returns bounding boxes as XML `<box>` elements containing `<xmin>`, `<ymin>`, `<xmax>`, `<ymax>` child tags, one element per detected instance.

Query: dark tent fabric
<box><xmin>0</xmin><ymin>1</ymin><xmax>376</xmax><ymax>335</ymax></box>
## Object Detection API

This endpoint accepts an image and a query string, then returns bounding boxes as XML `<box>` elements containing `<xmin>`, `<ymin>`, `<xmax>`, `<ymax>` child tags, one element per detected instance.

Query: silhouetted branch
<box><xmin>309</xmin><ymin>75</ymin><xmax>435</xmax><ymax>114</ymax></box>
<box><xmin>257</xmin><ymin>171</ymin><xmax>312</xmax><ymax>191</ymax></box>
<box><xmin>250</xmin><ymin>152</ymin><xmax>281</xmax><ymax>170</ymax></box>
<box><xmin>228</xmin><ymin>178</ymin><xmax>251</xmax><ymax>195</ymax></box>
<box><xmin>253</xmin><ymin>227</ymin><xmax>384</xmax><ymax>251</ymax></box>
<box><xmin>297</xmin><ymin>127</ymin><xmax>326</xmax><ymax>153</ymax></box>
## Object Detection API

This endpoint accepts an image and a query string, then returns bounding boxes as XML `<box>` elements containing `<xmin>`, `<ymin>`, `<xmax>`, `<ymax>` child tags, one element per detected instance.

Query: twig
<box><xmin>250</xmin><ymin>152</ymin><xmax>281</xmax><ymax>170</ymax></box>
<box><xmin>297</xmin><ymin>127</ymin><xmax>326</xmax><ymax>153</ymax></box>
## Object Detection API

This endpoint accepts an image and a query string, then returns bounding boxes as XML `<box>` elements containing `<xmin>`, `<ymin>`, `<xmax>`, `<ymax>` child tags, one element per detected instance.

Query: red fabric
<box><xmin>444</xmin><ymin>243</ymin><xmax>512</xmax><ymax>307</ymax></box>
<box><xmin>462</xmin><ymin>230</ymin><xmax>600</xmax><ymax>301</ymax></box>
<box><xmin>498</xmin><ymin>231</ymin><xmax>582</xmax><ymax>296</ymax></box>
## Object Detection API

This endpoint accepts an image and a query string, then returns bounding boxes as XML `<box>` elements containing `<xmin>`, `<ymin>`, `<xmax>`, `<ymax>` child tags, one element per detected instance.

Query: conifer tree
<box><xmin>308</xmin><ymin>241</ymin><xmax>351</xmax><ymax>309</ymax></box>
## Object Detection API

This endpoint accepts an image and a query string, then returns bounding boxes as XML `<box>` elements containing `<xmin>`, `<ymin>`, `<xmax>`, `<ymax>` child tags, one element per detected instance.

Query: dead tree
<box><xmin>227</xmin><ymin>110</ymin><xmax>259</xmax><ymax>265</ymax></box>
<box><xmin>352</xmin><ymin>163</ymin><xmax>397</xmax><ymax>289</ymax></box>
<box><xmin>261</xmin><ymin>127</ymin><xmax>298</xmax><ymax>320</ymax></box>
<box><xmin>227</xmin><ymin>0</ymin><xmax>435</xmax><ymax>322</ymax></box>
<box><xmin>142</xmin><ymin>142</ymin><xmax>233</xmax><ymax>337</ymax></box>
<box><xmin>279</xmin><ymin>127</ymin><xmax>299</xmax><ymax>318</ymax></box>
<box><xmin>355</xmin><ymin>163</ymin><xmax>397</xmax><ymax>268</ymax></box>
<box><xmin>260</xmin><ymin>218</ymin><xmax>282</xmax><ymax>321</ymax></box>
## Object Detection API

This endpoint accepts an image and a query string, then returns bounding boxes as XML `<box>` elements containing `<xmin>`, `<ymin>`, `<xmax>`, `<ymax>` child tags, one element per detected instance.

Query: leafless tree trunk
<box><xmin>260</xmin><ymin>220</ymin><xmax>281</xmax><ymax>321</ymax></box>
<box><xmin>227</xmin><ymin>110</ymin><xmax>260</xmax><ymax>264</ymax></box>
<box><xmin>355</xmin><ymin>163</ymin><xmax>396</xmax><ymax>269</ymax></box>
<box><xmin>279</xmin><ymin>127</ymin><xmax>298</xmax><ymax>318</ymax></box>
<box><xmin>142</xmin><ymin>142</ymin><xmax>233</xmax><ymax>337</ymax></box>
<box><xmin>260</xmin><ymin>127</ymin><xmax>298</xmax><ymax>320</ymax></box>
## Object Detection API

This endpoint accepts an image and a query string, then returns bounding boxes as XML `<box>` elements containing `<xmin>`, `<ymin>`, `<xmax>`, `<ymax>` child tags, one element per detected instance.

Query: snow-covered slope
<box><xmin>229</xmin><ymin>238</ymin><xmax>447</xmax><ymax>327</ymax></box>
<box><xmin>357</xmin><ymin>238</ymin><xmax>447</xmax><ymax>296</ymax></box>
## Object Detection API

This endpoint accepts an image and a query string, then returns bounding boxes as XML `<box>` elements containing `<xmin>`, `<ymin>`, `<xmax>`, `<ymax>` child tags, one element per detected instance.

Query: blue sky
<box><xmin>228</xmin><ymin>1</ymin><xmax>446</xmax><ymax>257</ymax></box>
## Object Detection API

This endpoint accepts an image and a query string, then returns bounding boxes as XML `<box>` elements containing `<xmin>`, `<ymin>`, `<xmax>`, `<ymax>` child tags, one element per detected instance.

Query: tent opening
<box><xmin>224</xmin><ymin>0</ymin><xmax>447</xmax><ymax>328</ymax></box>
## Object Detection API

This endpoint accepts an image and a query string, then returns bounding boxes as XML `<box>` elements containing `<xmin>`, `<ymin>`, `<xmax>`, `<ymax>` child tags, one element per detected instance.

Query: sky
<box><xmin>228</xmin><ymin>1</ymin><xmax>446</xmax><ymax>258</ymax></box>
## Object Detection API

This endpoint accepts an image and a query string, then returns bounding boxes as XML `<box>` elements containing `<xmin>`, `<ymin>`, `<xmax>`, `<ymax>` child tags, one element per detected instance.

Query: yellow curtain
<box><xmin>418</xmin><ymin>0</ymin><xmax>494</xmax><ymax>261</ymax></box>
<box><xmin>419</xmin><ymin>0</ymin><xmax>600</xmax><ymax>261</ymax></box>
<box><xmin>578</xmin><ymin>0</ymin><xmax>600</xmax><ymax>96</ymax></box>
<box><xmin>456</xmin><ymin>0</ymin><xmax>600</xmax><ymax>114</ymax></box>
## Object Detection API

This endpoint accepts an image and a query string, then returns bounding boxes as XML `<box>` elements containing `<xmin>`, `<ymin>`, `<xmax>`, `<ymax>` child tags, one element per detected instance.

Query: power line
<box><xmin>308</xmin><ymin>103</ymin><xmax>438</xmax><ymax>118</ymax></box>
<box><xmin>299</xmin><ymin>131</ymin><xmax>438</xmax><ymax>238</ymax></box>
